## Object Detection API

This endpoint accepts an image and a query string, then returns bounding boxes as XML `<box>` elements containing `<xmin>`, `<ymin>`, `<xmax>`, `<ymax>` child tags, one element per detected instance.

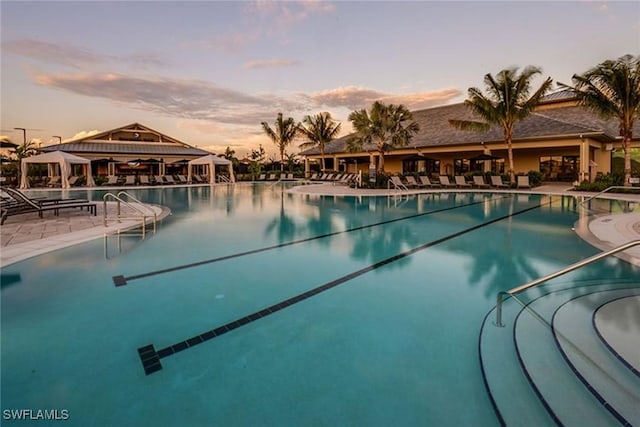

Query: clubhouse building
<box><xmin>300</xmin><ymin>91</ymin><xmax>640</xmax><ymax>182</ymax></box>
<box><xmin>41</xmin><ymin>123</ymin><xmax>211</xmax><ymax>177</ymax></box>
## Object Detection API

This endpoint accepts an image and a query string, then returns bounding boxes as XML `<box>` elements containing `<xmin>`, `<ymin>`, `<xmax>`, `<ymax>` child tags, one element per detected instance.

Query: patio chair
<box><xmin>454</xmin><ymin>176</ymin><xmax>472</xmax><ymax>188</ymax></box>
<box><xmin>124</xmin><ymin>175</ymin><xmax>136</xmax><ymax>185</ymax></box>
<box><xmin>0</xmin><ymin>187</ymin><xmax>96</xmax><ymax>225</ymax></box>
<box><xmin>268</xmin><ymin>174</ymin><xmax>277</xmax><ymax>181</ymax></box>
<box><xmin>419</xmin><ymin>176</ymin><xmax>441</xmax><ymax>188</ymax></box>
<box><xmin>517</xmin><ymin>175</ymin><xmax>531</xmax><ymax>189</ymax></box>
<box><xmin>438</xmin><ymin>176</ymin><xmax>457</xmax><ymax>188</ymax></box>
<box><xmin>68</xmin><ymin>176</ymin><xmax>81</xmax><ymax>186</ymax></box>
<box><xmin>139</xmin><ymin>175</ymin><xmax>151</xmax><ymax>185</ymax></box>
<box><xmin>472</xmin><ymin>176</ymin><xmax>490</xmax><ymax>188</ymax></box>
<box><xmin>47</xmin><ymin>176</ymin><xmax>61</xmax><ymax>187</ymax></box>
<box><xmin>104</xmin><ymin>175</ymin><xmax>119</xmax><ymax>186</ymax></box>
<box><xmin>257</xmin><ymin>174</ymin><xmax>266</xmax><ymax>181</ymax></box>
<box><xmin>164</xmin><ymin>175</ymin><xmax>176</xmax><ymax>185</ymax></box>
<box><xmin>176</xmin><ymin>175</ymin><xmax>188</xmax><ymax>184</ymax></box>
<box><xmin>389</xmin><ymin>176</ymin><xmax>408</xmax><ymax>191</ymax></box>
<box><xmin>153</xmin><ymin>175</ymin><xmax>165</xmax><ymax>185</ymax></box>
<box><xmin>490</xmin><ymin>175</ymin><xmax>509</xmax><ymax>189</ymax></box>
<box><xmin>404</xmin><ymin>176</ymin><xmax>427</xmax><ymax>188</ymax></box>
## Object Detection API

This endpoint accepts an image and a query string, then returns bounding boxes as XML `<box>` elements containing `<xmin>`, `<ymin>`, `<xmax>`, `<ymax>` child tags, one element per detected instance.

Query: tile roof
<box><xmin>41</xmin><ymin>142</ymin><xmax>210</xmax><ymax>157</ymax></box>
<box><xmin>301</xmin><ymin>103</ymin><xmax>638</xmax><ymax>156</ymax></box>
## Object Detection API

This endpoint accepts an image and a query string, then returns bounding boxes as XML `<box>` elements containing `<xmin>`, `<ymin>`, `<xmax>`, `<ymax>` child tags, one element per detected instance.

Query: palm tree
<box><xmin>347</xmin><ymin>101</ymin><xmax>419</xmax><ymax>173</ymax></box>
<box><xmin>12</xmin><ymin>139</ymin><xmax>39</xmax><ymax>177</ymax></box>
<box><xmin>558</xmin><ymin>54</ymin><xmax>640</xmax><ymax>186</ymax></box>
<box><xmin>261</xmin><ymin>113</ymin><xmax>298</xmax><ymax>172</ymax></box>
<box><xmin>449</xmin><ymin>66</ymin><xmax>553</xmax><ymax>182</ymax></box>
<box><xmin>298</xmin><ymin>112</ymin><xmax>342</xmax><ymax>171</ymax></box>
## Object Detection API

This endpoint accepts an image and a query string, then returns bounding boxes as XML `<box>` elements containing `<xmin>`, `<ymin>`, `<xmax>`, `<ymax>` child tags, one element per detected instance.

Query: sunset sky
<box><xmin>2</xmin><ymin>0</ymin><xmax>639</xmax><ymax>158</ymax></box>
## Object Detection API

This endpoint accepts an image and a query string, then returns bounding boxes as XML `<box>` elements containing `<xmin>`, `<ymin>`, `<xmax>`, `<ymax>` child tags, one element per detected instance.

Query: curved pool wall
<box><xmin>1</xmin><ymin>184</ymin><xmax>638</xmax><ymax>426</ymax></box>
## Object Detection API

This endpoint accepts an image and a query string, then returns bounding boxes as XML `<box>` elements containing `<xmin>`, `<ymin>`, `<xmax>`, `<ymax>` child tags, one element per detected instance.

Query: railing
<box><xmin>103</xmin><ymin>191</ymin><xmax>157</xmax><ymax>237</ymax></box>
<box><xmin>580</xmin><ymin>185</ymin><xmax>640</xmax><ymax>204</ymax></box>
<box><xmin>495</xmin><ymin>240</ymin><xmax>640</xmax><ymax>327</ymax></box>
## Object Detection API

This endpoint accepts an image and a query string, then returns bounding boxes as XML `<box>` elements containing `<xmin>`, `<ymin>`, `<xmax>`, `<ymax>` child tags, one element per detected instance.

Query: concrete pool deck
<box><xmin>1</xmin><ymin>183</ymin><xmax>639</xmax><ymax>267</ymax></box>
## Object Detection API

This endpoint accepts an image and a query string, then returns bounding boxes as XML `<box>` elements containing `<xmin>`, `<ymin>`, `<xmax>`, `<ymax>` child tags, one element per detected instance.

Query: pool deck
<box><xmin>1</xmin><ymin>182</ymin><xmax>639</xmax><ymax>268</ymax></box>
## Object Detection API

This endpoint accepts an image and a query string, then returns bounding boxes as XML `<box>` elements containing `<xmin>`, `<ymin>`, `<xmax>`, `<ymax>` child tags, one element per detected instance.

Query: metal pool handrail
<box><xmin>495</xmin><ymin>240</ymin><xmax>640</xmax><ymax>327</ymax></box>
<box><xmin>580</xmin><ymin>186</ymin><xmax>640</xmax><ymax>204</ymax></box>
<box><xmin>103</xmin><ymin>191</ymin><xmax>156</xmax><ymax>237</ymax></box>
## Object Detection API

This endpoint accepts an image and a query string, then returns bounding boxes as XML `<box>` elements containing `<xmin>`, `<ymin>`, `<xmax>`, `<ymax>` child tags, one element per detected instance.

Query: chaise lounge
<box><xmin>1</xmin><ymin>187</ymin><xmax>96</xmax><ymax>225</ymax></box>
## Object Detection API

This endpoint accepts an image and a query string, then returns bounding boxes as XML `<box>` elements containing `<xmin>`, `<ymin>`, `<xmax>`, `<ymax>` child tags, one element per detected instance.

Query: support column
<box><xmin>579</xmin><ymin>139</ymin><xmax>590</xmax><ymax>182</ymax></box>
<box><xmin>304</xmin><ymin>158</ymin><xmax>309</xmax><ymax>178</ymax></box>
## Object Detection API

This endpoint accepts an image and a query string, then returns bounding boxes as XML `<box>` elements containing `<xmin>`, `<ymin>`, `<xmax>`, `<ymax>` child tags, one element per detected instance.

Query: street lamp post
<box><xmin>13</xmin><ymin>127</ymin><xmax>26</xmax><ymax>146</ymax></box>
<box><xmin>53</xmin><ymin>136</ymin><xmax>62</xmax><ymax>144</ymax></box>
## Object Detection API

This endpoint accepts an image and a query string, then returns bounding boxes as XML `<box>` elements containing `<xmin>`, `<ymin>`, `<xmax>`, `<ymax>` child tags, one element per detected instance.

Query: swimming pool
<box><xmin>1</xmin><ymin>184</ymin><xmax>638</xmax><ymax>426</ymax></box>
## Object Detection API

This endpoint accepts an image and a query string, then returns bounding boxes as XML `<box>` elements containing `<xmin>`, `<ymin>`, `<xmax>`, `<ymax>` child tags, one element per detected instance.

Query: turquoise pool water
<box><xmin>2</xmin><ymin>184</ymin><xmax>638</xmax><ymax>426</ymax></box>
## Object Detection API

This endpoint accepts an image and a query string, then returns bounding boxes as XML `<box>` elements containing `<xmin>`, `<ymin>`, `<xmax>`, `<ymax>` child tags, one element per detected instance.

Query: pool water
<box><xmin>1</xmin><ymin>184</ymin><xmax>638</xmax><ymax>426</ymax></box>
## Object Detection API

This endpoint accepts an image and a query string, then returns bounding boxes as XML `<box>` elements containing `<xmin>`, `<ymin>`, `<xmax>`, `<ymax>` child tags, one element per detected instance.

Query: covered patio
<box><xmin>20</xmin><ymin>151</ymin><xmax>95</xmax><ymax>189</ymax></box>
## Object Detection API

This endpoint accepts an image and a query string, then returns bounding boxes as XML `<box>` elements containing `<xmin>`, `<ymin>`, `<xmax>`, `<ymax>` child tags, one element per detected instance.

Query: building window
<box><xmin>402</xmin><ymin>158</ymin><xmax>440</xmax><ymax>175</ymax></box>
<box><xmin>539</xmin><ymin>156</ymin><xmax>578</xmax><ymax>181</ymax></box>
<box><xmin>454</xmin><ymin>158</ymin><xmax>470</xmax><ymax>174</ymax></box>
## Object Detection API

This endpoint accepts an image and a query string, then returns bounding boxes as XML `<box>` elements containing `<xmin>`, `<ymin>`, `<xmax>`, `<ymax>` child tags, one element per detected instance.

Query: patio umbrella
<box><xmin>470</xmin><ymin>153</ymin><xmax>500</xmax><ymax>161</ymax></box>
<box><xmin>404</xmin><ymin>154</ymin><xmax>436</xmax><ymax>161</ymax></box>
<box><xmin>0</xmin><ymin>140</ymin><xmax>18</xmax><ymax>149</ymax></box>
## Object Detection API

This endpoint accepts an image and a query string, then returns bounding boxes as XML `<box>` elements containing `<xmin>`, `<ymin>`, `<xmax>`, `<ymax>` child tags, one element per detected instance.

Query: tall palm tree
<box><xmin>558</xmin><ymin>54</ymin><xmax>640</xmax><ymax>186</ymax></box>
<box><xmin>261</xmin><ymin>113</ymin><xmax>298</xmax><ymax>172</ymax></box>
<box><xmin>347</xmin><ymin>101</ymin><xmax>419</xmax><ymax>173</ymax></box>
<box><xmin>449</xmin><ymin>66</ymin><xmax>553</xmax><ymax>182</ymax></box>
<box><xmin>12</xmin><ymin>139</ymin><xmax>39</xmax><ymax>176</ymax></box>
<box><xmin>298</xmin><ymin>112</ymin><xmax>342</xmax><ymax>171</ymax></box>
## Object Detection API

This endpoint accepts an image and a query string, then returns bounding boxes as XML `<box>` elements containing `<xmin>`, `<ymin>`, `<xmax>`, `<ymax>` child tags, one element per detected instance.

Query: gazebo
<box><xmin>20</xmin><ymin>151</ymin><xmax>95</xmax><ymax>189</ymax></box>
<box><xmin>187</xmin><ymin>155</ymin><xmax>235</xmax><ymax>184</ymax></box>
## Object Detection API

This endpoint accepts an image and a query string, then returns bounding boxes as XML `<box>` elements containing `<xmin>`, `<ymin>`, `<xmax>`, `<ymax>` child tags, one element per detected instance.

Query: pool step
<box><xmin>552</xmin><ymin>289</ymin><xmax>640</xmax><ymax>423</ymax></box>
<box><xmin>479</xmin><ymin>303</ymin><xmax>555</xmax><ymax>426</ymax></box>
<box><xmin>480</xmin><ymin>282</ymin><xmax>639</xmax><ymax>426</ymax></box>
<box><xmin>514</xmin><ymin>290</ymin><xmax>621</xmax><ymax>426</ymax></box>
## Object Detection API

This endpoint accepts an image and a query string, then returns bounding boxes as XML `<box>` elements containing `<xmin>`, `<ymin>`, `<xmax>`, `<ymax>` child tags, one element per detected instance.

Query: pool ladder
<box><xmin>103</xmin><ymin>191</ymin><xmax>157</xmax><ymax>236</ymax></box>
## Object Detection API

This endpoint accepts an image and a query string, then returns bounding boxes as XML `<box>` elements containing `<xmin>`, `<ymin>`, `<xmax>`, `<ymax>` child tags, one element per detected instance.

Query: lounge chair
<box><xmin>404</xmin><ymin>176</ymin><xmax>427</xmax><ymax>188</ymax></box>
<box><xmin>0</xmin><ymin>187</ymin><xmax>96</xmax><ymax>225</ymax></box>
<box><xmin>124</xmin><ymin>175</ymin><xmax>136</xmax><ymax>185</ymax></box>
<box><xmin>389</xmin><ymin>176</ymin><xmax>408</xmax><ymax>191</ymax></box>
<box><xmin>454</xmin><ymin>176</ymin><xmax>472</xmax><ymax>188</ymax></box>
<box><xmin>490</xmin><ymin>176</ymin><xmax>509</xmax><ymax>189</ymax></box>
<box><xmin>139</xmin><ymin>175</ymin><xmax>151</xmax><ymax>185</ymax></box>
<box><xmin>104</xmin><ymin>175</ymin><xmax>119</xmax><ymax>186</ymax></box>
<box><xmin>517</xmin><ymin>175</ymin><xmax>531</xmax><ymax>189</ymax></box>
<box><xmin>68</xmin><ymin>176</ymin><xmax>80</xmax><ymax>186</ymax></box>
<box><xmin>268</xmin><ymin>174</ymin><xmax>277</xmax><ymax>181</ymax></box>
<box><xmin>47</xmin><ymin>176</ymin><xmax>61</xmax><ymax>187</ymax></box>
<box><xmin>308</xmin><ymin>173</ymin><xmax>319</xmax><ymax>181</ymax></box>
<box><xmin>419</xmin><ymin>176</ymin><xmax>441</xmax><ymax>188</ymax></box>
<box><xmin>438</xmin><ymin>176</ymin><xmax>457</xmax><ymax>188</ymax></box>
<box><xmin>472</xmin><ymin>176</ymin><xmax>490</xmax><ymax>188</ymax></box>
<box><xmin>176</xmin><ymin>175</ymin><xmax>188</xmax><ymax>184</ymax></box>
<box><xmin>153</xmin><ymin>175</ymin><xmax>165</xmax><ymax>185</ymax></box>
<box><xmin>164</xmin><ymin>175</ymin><xmax>176</xmax><ymax>185</ymax></box>
<box><xmin>257</xmin><ymin>174</ymin><xmax>266</xmax><ymax>181</ymax></box>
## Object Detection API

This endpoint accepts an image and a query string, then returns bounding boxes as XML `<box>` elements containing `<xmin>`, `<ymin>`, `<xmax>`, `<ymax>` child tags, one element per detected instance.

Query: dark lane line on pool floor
<box><xmin>114</xmin><ymin>194</ymin><xmax>513</xmax><ymax>286</ymax></box>
<box><xmin>137</xmin><ymin>197</ymin><xmax>552</xmax><ymax>375</ymax></box>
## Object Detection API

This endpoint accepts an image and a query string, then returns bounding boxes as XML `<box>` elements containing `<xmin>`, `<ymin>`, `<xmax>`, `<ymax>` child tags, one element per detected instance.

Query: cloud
<box><xmin>2</xmin><ymin>38</ymin><xmax>172</xmax><ymax>69</ymax></box>
<box><xmin>243</xmin><ymin>59</ymin><xmax>300</xmax><ymax>69</ymax></box>
<box><xmin>245</xmin><ymin>0</ymin><xmax>335</xmax><ymax>27</ymax></box>
<box><xmin>2</xmin><ymin>39</ymin><xmax>104</xmax><ymax>68</ymax></box>
<box><xmin>71</xmin><ymin>130</ymin><xmax>100</xmax><ymax>141</ymax></box>
<box><xmin>304</xmin><ymin>86</ymin><xmax>462</xmax><ymax>110</ymax></box>
<box><xmin>35</xmin><ymin>72</ymin><xmax>306</xmax><ymax>125</ymax></box>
